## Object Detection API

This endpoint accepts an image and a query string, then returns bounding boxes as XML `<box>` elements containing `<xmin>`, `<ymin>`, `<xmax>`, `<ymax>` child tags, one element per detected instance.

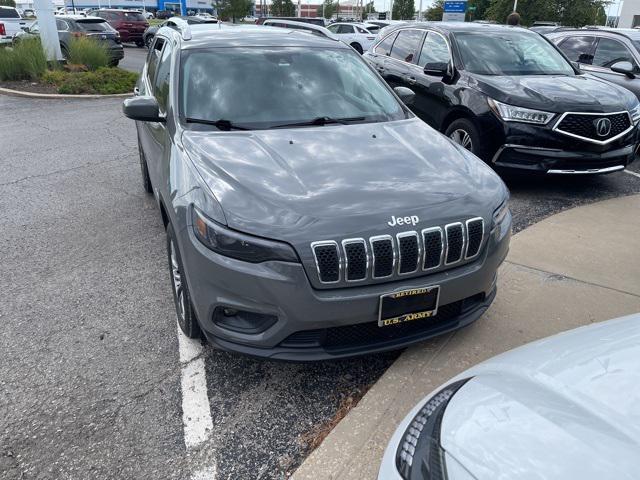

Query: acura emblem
<box><xmin>594</xmin><ymin>117</ymin><xmax>612</xmax><ymax>137</ymax></box>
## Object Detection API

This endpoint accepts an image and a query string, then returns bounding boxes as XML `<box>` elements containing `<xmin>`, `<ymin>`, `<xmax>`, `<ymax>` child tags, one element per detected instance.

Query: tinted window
<box><xmin>147</xmin><ymin>37</ymin><xmax>165</xmax><ymax>86</ymax></box>
<box><xmin>418</xmin><ymin>32</ymin><xmax>449</xmax><ymax>67</ymax></box>
<box><xmin>455</xmin><ymin>30</ymin><xmax>575</xmax><ymax>75</ymax></box>
<box><xmin>356</xmin><ymin>26</ymin><xmax>369</xmax><ymax>33</ymax></box>
<box><xmin>366</xmin><ymin>25</ymin><xmax>380</xmax><ymax>33</ymax></box>
<box><xmin>181</xmin><ymin>47</ymin><xmax>406</xmax><ymax>128</ymax></box>
<box><xmin>77</xmin><ymin>20</ymin><xmax>114</xmax><ymax>32</ymax></box>
<box><xmin>593</xmin><ymin>38</ymin><xmax>636</xmax><ymax>68</ymax></box>
<box><xmin>0</xmin><ymin>8</ymin><xmax>20</xmax><ymax>18</ymax></box>
<box><xmin>557</xmin><ymin>36</ymin><xmax>595</xmax><ymax>64</ymax></box>
<box><xmin>327</xmin><ymin>24</ymin><xmax>339</xmax><ymax>33</ymax></box>
<box><xmin>154</xmin><ymin>41</ymin><xmax>172</xmax><ymax>111</ymax></box>
<box><xmin>123</xmin><ymin>11</ymin><xmax>146</xmax><ymax>21</ymax></box>
<box><xmin>337</xmin><ymin>25</ymin><xmax>354</xmax><ymax>34</ymax></box>
<box><xmin>375</xmin><ymin>32</ymin><xmax>397</xmax><ymax>56</ymax></box>
<box><xmin>390</xmin><ymin>29</ymin><xmax>424</xmax><ymax>64</ymax></box>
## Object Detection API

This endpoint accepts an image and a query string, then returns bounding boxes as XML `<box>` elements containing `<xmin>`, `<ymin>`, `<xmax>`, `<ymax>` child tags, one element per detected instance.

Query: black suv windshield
<box><xmin>455</xmin><ymin>30</ymin><xmax>574</xmax><ymax>76</ymax></box>
<box><xmin>181</xmin><ymin>47</ymin><xmax>407</xmax><ymax>129</ymax></box>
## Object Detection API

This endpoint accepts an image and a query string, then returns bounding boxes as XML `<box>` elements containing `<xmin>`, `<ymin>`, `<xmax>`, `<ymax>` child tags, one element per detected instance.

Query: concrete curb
<box><xmin>0</xmin><ymin>87</ymin><xmax>132</xmax><ymax>99</ymax></box>
<box><xmin>292</xmin><ymin>194</ymin><xmax>640</xmax><ymax>480</ymax></box>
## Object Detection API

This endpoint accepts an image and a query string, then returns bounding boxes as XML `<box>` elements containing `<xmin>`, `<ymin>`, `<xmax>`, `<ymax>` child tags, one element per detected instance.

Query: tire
<box><xmin>108</xmin><ymin>59</ymin><xmax>120</xmax><ymax>67</ymax></box>
<box><xmin>138</xmin><ymin>139</ymin><xmax>153</xmax><ymax>194</ymax></box>
<box><xmin>167</xmin><ymin>222</ymin><xmax>202</xmax><ymax>339</ymax></box>
<box><xmin>350</xmin><ymin>42</ymin><xmax>363</xmax><ymax>54</ymax></box>
<box><xmin>60</xmin><ymin>45</ymin><xmax>69</xmax><ymax>60</ymax></box>
<box><xmin>135</xmin><ymin>40</ymin><xmax>145</xmax><ymax>48</ymax></box>
<box><xmin>145</xmin><ymin>35</ymin><xmax>153</xmax><ymax>48</ymax></box>
<box><xmin>444</xmin><ymin>118</ymin><xmax>484</xmax><ymax>159</ymax></box>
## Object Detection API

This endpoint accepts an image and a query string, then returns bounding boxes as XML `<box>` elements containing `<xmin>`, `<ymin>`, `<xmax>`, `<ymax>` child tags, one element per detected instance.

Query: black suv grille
<box><xmin>465</xmin><ymin>218</ymin><xmax>484</xmax><ymax>259</ymax></box>
<box><xmin>555</xmin><ymin>112</ymin><xmax>631</xmax><ymax>143</ymax></box>
<box><xmin>279</xmin><ymin>293</ymin><xmax>486</xmax><ymax>350</ymax></box>
<box><xmin>310</xmin><ymin>219</ymin><xmax>485</xmax><ymax>285</ymax></box>
<box><xmin>344</xmin><ymin>241</ymin><xmax>367</xmax><ymax>281</ymax></box>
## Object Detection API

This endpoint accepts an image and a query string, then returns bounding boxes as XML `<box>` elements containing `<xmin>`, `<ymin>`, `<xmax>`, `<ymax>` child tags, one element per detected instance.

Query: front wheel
<box><xmin>167</xmin><ymin>223</ymin><xmax>202</xmax><ymax>339</ymax></box>
<box><xmin>444</xmin><ymin>118</ymin><xmax>484</xmax><ymax>158</ymax></box>
<box><xmin>135</xmin><ymin>40</ymin><xmax>145</xmax><ymax>47</ymax></box>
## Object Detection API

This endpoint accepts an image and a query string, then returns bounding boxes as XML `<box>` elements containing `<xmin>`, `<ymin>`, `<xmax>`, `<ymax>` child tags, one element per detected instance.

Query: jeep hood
<box><xmin>472</xmin><ymin>74</ymin><xmax>636</xmax><ymax>113</ymax></box>
<box><xmin>183</xmin><ymin>118</ymin><xmax>505</xmax><ymax>244</ymax></box>
<box><xmin>440</xmin><ymin>314</ymin><xmax>640</xmax><ymax>480</ymax></box>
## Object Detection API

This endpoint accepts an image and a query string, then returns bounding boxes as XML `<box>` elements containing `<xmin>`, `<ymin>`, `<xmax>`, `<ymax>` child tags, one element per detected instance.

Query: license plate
<box><xmin>378</xmin><ymin>286</ymin><xmax>440</xmax><ymax>327</ymax></box>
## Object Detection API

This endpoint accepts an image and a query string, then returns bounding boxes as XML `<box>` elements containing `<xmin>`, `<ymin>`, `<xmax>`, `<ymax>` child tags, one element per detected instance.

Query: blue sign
<box><xmin>443</xmin><ymin>1</ymin><xmax>467</xmax><ymax>13</ymax></box>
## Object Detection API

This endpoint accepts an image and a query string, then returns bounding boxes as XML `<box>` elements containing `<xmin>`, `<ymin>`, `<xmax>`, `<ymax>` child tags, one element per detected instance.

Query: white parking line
<box><xmin>624</xmin><ymin>169</ymin><xmax>640</xmax><ymax>179</ymax></box>
<box><xmin>177</xmin><ymin>321</ymin><xmax>216</xmax><ymax>478</ymax></box>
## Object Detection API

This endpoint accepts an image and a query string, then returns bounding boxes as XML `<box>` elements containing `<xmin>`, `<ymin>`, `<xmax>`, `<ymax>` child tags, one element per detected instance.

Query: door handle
<box><xmin>406</xmin><ymin>76</ymin><xmax>417</xmax><ymax>85</ymax></box>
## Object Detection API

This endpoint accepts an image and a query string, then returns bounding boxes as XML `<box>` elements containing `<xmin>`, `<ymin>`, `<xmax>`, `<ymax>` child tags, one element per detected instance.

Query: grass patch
<box><xmin>148</xmin><ymin>18</ymin><xmax>164</xmax><ymax>26</ymax></box>
<box><xmin>67</xmin><ymin>37</ymin><xmax>110</xmax><ymax>71</ymax></box>
<box><xmin>42</xmin><ymin>67</ymin><xmax>138</xmax><ymax>94</ymax></box>
<box><xmin>0</xmin><ymin>38</ymin><xmax>47</xmax><ymax>81</ymax></box>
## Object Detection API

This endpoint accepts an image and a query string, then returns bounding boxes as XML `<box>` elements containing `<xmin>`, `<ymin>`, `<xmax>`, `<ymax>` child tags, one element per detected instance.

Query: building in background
<box><xmin>255</xmin><ymin>0</ymin><xmax>370</xmax><ymax>18</ymax></box>
<box><xmin>618</xmin><ymin>0</ymin><xmax>640</xmax><ymax>28</ymax></box>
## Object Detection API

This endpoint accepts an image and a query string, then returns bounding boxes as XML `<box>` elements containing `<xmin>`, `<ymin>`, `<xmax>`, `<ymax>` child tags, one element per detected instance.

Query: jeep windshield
<box><xmin>454</xmin><ymin>30</ymin><xmax>575</xmax><ymax>76</ymax></box>
<box><xmin>180</xmin><ymin>47</ymin><xmax>408</xmax><ymax>130</ymax></box>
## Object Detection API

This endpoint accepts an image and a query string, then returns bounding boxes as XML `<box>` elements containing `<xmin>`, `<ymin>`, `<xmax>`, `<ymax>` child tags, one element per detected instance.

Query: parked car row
<box><xmin>364</xmin><ymin>23</ymin><xmax>639</xmax><ymax>174</ymax></box>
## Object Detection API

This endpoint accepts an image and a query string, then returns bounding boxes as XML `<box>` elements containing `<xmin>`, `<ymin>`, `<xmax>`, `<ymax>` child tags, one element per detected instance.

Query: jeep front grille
<box><xmin>311</xmin><ymin>218</ymin><xmax>484</xmax><ymax>285</ymax></box>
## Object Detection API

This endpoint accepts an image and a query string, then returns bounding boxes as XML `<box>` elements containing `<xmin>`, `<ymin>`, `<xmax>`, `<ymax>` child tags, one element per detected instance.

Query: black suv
<box><xmin>365</xmin><ymin>23</ymin><xmax>640</xmax><ymax>175</ymax></box>
<box><xmin>548</xmin><ymin>28</ymin><xmax>640</xmax><ymax>101</ymax></box>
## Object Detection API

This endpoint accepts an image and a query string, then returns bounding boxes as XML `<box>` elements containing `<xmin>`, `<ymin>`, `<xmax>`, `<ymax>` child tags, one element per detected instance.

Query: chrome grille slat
<box><xmin>311</xmin><ymin>218</ymin><xmax>484</xmax><ymax>284</ymax></box>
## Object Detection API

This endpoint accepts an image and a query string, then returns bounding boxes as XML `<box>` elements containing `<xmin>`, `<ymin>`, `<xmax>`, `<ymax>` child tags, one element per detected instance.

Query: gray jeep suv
<box><xmin>123</xmin><ymin>24</ymin><xmax>512</xmax><ymax>360</ymax></box>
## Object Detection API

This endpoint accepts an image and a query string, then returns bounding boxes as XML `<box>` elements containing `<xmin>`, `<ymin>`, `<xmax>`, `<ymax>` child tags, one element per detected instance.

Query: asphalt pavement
<box><xmin>120</xmin><ymin>45</ymin><xmax>148</xmax><ymax>74</ymax></box>
<box><xmin>1</xmin><ymin>93</ymin><xmax>640</xmax><ymax>480</ymax></box>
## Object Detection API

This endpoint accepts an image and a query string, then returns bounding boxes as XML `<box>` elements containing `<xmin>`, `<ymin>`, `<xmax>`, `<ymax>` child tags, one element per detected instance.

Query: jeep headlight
<box><xmin>488</xmin><ymin>98</ymin><xmax>555</xmax><ymax>125</ymax></box>
<box><xmin>191</xmin><ymin>206</ymin><xmax>299</xmax><ymax>263</ymax></box>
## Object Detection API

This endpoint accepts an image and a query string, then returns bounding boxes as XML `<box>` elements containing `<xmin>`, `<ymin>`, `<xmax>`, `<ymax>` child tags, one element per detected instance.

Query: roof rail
<box><xmin>168</xmin><ymin>16</ymin><xmax>192</xmax><ymax>40</ymax></box>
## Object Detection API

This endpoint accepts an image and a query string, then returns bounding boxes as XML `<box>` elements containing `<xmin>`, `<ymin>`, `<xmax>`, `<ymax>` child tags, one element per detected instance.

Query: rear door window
<box><xmin>557</xmin><ymin>35</ymin><xmax>596</xmax><ymax>64</ymax></box>
<box><xmin>418</xmin><ymin>31</ymin><xmax>450</xmax><ymax>67</ymax></box>
<box><xmin>337</xmin><ymin>25</ymin><xmax>354</xmax><ymax>34</ymax></box>
<box><xmin>374</xmin><ymin>32</ymin><xmax>397</xmax><ymax>56</ymax></box>
<box><xmin>592</xmin><ymin>37</ymin><xmax>637</xmax><ymax>69</ymax></box>
<box><xmin>389</xmin><ymin>29</ymin><xmax>424</xmax><ymax>64</ymax></box>
<box><xmin>0</xmin><ymin>8</ymin><xmax>20</xmax><ymax>18</ymax></box>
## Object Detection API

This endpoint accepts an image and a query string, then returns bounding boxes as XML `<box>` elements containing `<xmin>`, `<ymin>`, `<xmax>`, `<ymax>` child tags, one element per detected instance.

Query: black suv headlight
<box><xmin>488</xmin><ymin>98</ymin><xmax>555</xmax><ymax>125</ymax></box>
<box><xmin>192</xmin><ymin>206</ymin><xmax>299</xmax><ymax>263</ymax></box>
<box><xmin>396</xmin><ymin>379</ymin><xmax>470</xmax><ymax>480</ymax></box>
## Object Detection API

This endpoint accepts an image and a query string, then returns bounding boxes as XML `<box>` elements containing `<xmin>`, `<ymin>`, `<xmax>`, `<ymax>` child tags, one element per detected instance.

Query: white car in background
<box><xmin>326</xmin><ymin>22</ymin><xmax>377</xmax><ymax>53</ymax></box>
<box><xmin>378</xmin><ymin>313</ymin><xmax>640</xmax><ymax>480</ymax></box>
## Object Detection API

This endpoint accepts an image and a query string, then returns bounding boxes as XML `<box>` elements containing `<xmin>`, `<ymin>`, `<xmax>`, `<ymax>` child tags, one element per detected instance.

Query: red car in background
<box><xmin>92</xmin><ymin>9</ymin><xmax>148</xmax><ymax>47</ymax></box>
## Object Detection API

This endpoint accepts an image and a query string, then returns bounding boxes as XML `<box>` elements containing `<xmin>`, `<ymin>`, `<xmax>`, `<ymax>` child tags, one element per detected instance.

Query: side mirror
<box><xmin>122</xmin><ymin>96</ymin><xmax>165</xmax><ymax>122</ymax></box>
<box><xmin>423</xmin><ymin>61</ymin><xmax>449</xmax><ymax>77</ymax></box>
<box><xmin>611</xmin><ymin>60</ymin><xmax>636</xmax><ymax>78</ymax></box>
<box><xmin>394</xmin><ymin>86</ymin><xmax>415</xmax><ymax>106</ymax></box>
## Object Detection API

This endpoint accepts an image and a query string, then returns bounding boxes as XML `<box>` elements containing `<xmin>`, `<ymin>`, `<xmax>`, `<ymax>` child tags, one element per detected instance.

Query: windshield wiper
<box><xmin>185</xmin><ymin>118</ymin><xmax>249</xmax><ymax>131</ymax></box>
<box><xmin>269</xmin><ymin>116</ymin><xmax>366</xmax><ymax>129</ymax></box>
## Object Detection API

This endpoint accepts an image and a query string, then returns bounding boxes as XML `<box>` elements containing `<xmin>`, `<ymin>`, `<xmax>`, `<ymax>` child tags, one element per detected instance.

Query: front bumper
<box><xmin>492</xmin><ymin>143</ymin><xmax>637</xmax><ymax>174</ymax></box>
<box><xmin>178</xmin><ymin>212</ymin><xmax>512</xmax><ymax>361</ymax></box>
<box><xmin>109</xmin><ymin>46</ymin><xmax>125</xmax><ymax>60</ymax></box>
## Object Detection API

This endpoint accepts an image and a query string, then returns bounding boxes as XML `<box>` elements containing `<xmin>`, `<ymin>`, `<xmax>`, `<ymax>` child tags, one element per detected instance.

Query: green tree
<box><xmin>361</xmin><ymin>0</ymin><xmax>376</xmax><ymax>20</ymax></box>
<box><xmin>0</xmin><ymin>0</ymin><xmax>16</xmax><ymax>6</ymax></box>
<box><xmin>216</xmin><ymin>0</ymin><xmax>252</xmax><ymax>21</ymax></box>
<box><xmin>317</xmin><ymin>0</ymin><xmax>337</xmax><ymax>18</ymax></box>
<box><xmin>424</xmin><ymin>0</ymin><xmax>443</xmax><ymax>20</ymax></box>
<box><xmin>271</xmin><ymin>0</ymin><xmax>296</xmax><ymax>16</ymax></box>
<box><xmin>393</xmin><ymin>0</ymin><xmax>415</xmax><ymax>20</ymax></box>
<box><xmin>485</xmin><ymin>0</ymin><xmax>609</xmax><ymax>27</ymax></box>
<box><xmin>466</xmin><ymin>0</ymin><xmax>491</xmax><ymax>21</ymax></box>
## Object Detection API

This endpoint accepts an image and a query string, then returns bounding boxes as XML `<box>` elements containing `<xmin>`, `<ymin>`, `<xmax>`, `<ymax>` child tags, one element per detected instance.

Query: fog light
<box><xmin>213</xmin><ymin>307</ymin><xmax>277</xmax><ymax>334</ymax></box>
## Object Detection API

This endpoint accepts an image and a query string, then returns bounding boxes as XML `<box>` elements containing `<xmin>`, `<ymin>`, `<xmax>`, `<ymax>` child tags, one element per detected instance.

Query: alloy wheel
<box><xmin>449</xmin><ymin>129</ymin><xmax>473</xmax><ymax>151</ymax></box>
<box><xmin>170</xmin><ymin>240</ymin><xmax>186</xmax><ymax>324</ymax></box>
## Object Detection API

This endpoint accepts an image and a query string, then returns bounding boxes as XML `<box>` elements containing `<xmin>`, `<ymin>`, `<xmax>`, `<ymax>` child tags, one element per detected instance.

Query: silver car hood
<box><xmin>441</xmin><ymin>314</ymin><xmax>640</xmax><ymax>480</ymax></box>
<box><xmin>182</xmin><ymin>118</ymin><xmax>505</xmax><ymax>244</ymax></box>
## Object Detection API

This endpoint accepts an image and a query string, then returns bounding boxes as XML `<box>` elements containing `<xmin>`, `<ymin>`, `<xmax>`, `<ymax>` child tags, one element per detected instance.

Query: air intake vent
<box><xmin>445</xmin><ymin>223</ymin><xmax>464</xmax><ymax>265</ymax></box>
<box><xmin>422</xmin><ymin>227</ymin><xmax>443</xmax><ymax>270</ymax></box>
<box><xmin>465</xmin><ymin>218</ymin><xmax>484</xmax><ymax>259</ymax></box>
<box><xmin>343</xmin><ymin>240</ymin><xmax>367</xmax><ymax>281</ymax></box>
<box><xmin>312</xmin><ymin>242</ymin><xmax>340</xmax><ymax>283</ymax></box>
<box><xmin>398</xmin><ymin>232</ymin><xmax>420</xmax><ymax>274</ymax></box>
<box><xmin>371</xmin><ymin>236</ymin><xmax>394</xmax><ymax>278</ymax></box>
